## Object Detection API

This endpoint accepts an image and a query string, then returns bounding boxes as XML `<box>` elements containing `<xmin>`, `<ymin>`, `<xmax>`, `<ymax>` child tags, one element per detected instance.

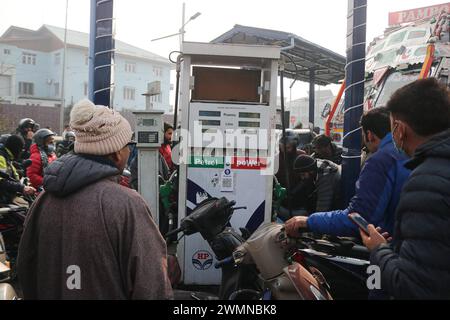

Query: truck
<box><xmin>326</xmin><ymin>3</ymin><xmax>450</xmax><ymax>145</ymax></box>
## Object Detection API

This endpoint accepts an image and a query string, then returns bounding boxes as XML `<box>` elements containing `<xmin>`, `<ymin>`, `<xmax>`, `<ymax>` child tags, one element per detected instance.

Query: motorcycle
<box><xmin>0</xmin><ymin>233</ymin><xmax>10</xmax><ymax>282</ymax></box>
<box><xmin>0</xmin><ymin>234</ymin><xmax>19</xmax><ymax>300</ymax></box>
<box><xmin>0</xmin><ymin>205</ymin><xmax>27</xmax><ymax>278</ymax></box>
<box><xmin>290</xmin><ymin>232</ymin><xmax>370</xmax><ymax>300</ymax></box>
<box><xmin>166</xmin><ymin>197</ymin><xmax>332</xmax><ymax>300</ymax></box>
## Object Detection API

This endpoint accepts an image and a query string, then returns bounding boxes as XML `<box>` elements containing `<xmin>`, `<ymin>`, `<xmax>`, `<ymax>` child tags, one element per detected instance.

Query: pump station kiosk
<box><xmin>133</xmin><ymin>110</ymin><xmax>164</xmax><ymax>226</ymax></box>
<box><xmin>176</xmin><ymin>42</ymin><xmax>281</xmax><ymax>285</ymax></box>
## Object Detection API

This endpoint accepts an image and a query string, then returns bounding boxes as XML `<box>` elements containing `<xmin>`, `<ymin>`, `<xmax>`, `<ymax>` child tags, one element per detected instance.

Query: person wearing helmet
<box><xmin>56</xmin><ymin>131</ymin><xmax>75</xmax><ymax>157</ymax></box>
<box><xmin>16</xmin><ymin>118</ymin><xmax>38</xmax><ymax>160</ymax></box>
<box><xmin>0</xmin><ymin>134</ymin><xmax>36</xmax><ymax>204</ymax></box>
<box><xmin>27</xmin><ymin>128</ymin><xmax>57</xmax><ymax>189</ymax></box>
<box><xmin>18</xmin><ymin>99</ymin><xmax>172</xmax><ymax>300</ymax></box>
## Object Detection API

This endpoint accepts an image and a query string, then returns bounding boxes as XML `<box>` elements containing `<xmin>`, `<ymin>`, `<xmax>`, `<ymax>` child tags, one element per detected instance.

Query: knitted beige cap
<box><xmin>69</xmin><ymin>99</ymin><xmax>132</xmax><ymax>156</ymax></box>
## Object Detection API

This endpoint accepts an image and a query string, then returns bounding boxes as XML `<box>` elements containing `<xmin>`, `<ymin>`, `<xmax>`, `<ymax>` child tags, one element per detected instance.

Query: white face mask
<box><xmin>392</xmin><ymin>123</ymin><xmax>408</xmax><ymax>158</ymax></box>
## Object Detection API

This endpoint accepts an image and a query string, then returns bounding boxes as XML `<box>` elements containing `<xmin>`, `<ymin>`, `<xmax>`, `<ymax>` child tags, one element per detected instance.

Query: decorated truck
<box><xmin>326</xmin><ymin>3</ymin><xmax>450</xmax><ymax>145</ymax></box>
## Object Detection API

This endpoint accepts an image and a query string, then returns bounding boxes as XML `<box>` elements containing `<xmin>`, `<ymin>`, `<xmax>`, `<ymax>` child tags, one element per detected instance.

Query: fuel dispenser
<box><xmin>133</xmin><ymin>110</ymin><xmax>164</xmax><ymax>226</ymax></box>
<box><xmin>175</xmin><ymin>42</ymin><xmax>281</xmax><ymax>285</ymax></box>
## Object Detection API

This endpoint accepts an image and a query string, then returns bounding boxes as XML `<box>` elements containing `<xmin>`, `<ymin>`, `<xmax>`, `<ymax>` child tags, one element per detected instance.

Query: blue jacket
<box><xmin>307</xmin><ymin>134</ymin><xmax>410</xmax><ymax>237</ymax></box>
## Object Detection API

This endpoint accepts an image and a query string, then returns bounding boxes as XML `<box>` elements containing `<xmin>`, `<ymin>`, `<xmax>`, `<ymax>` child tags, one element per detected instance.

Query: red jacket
<box><xmin>159</xmin><ymin>144</ymin><xmax>174</xmax><ymax>170</ymax></box>
<box><xmin>27</xmin><ymin>144</ymin><xmax>57</xmax><ymax>189</ymax></box>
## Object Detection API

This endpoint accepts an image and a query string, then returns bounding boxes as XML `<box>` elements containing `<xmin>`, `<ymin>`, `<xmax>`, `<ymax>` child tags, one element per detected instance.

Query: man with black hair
<box><xmin>286</xmin><ymin>107</ymin><xmax>410</xmax><ymax>238</ymax></box>
<box><xmin>276</xmin><ymin>137</ymin><xmax>306</xmax><ymax>188</ymax></box>
<box><xmin>278</xmin><ymin>154</ymin><xmax>341</xmax><ymax>220</ymax></box>
<box><xmin>0</xmin><ymin>134</ymin><xmax>36</xmax><ymax>204</ymax></box>
<box><xmin>361</xmin><ymin>78</ymin><xmax>450</xmax><ymax>299</ymax></box>
<box><xmin>312</xmin><ymin>134</ymin><xmax>343</xmax><ymax>165</ymax></box>
<box><xmin>160</xmin><ymin>123</ymin><xmax>174</xmax><ymax>171</ymax></box>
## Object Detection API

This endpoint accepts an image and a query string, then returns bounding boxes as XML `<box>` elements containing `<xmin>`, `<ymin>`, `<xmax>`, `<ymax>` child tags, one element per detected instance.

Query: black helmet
<box><xmin>0</xmin><ymin>134</ymin><xmax>11</xmax><ymax>145</ymax></box>
<box><xmin>33</xmin><ymin>129</ymin><xmax>55</xmax><ymax>147</ymax></box>
<box><xmin>18</xmin><ymin>118</ymin><xmax>36</xmax><ymax>131</ymax></box>
<box><xmin>64</xmin><ymin>131</ymin><xmax>76</xmax><ymax>141</ymax></box>
<box><xmin>4</xmin><ymin>135</ymin><xmax>25</xmax><ymax>159</ymax></box>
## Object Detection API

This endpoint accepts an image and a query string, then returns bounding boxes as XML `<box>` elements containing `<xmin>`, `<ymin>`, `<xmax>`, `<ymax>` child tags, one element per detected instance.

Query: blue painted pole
<box><xmin>88</xmin><ymin>0</ymin><xmax>114</xmax><ymax>107</ymax></box>
<box><xmin>342</xmin><ymin>0</ymin><xmax>367</xmax><ymax>205</ymax></box>
<box><xmin>88</xmin><ymin>0</ymin><xmax>96</xmax><ymax>102</ymax></box>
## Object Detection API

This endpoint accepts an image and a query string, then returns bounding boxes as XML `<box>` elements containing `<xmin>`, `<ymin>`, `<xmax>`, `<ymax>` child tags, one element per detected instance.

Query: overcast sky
<box><xmin>0</xmin><ymin>0</ymin><xmax>446</xmax><ymax>100</ymax></box>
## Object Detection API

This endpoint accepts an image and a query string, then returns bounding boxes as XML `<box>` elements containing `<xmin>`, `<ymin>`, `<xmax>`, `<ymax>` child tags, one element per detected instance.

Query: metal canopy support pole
<box><xmin>88</xmin><ymin>0</ymin><xmax>114</xmax><ymax>107</ymax></box>
<box><xmin>309</xmin><ymin>69</ymin><xmax>315</xmax><ymax>128</ymax></box>
<box><xmin>88</xmin><ymin>0</ymin><xmax>96</xmax><ymax>102</ymax></box>
<box><xmin>342</xmin><ymin>0</ymin><xmax>367</xmax><ymax>204</ymax></box>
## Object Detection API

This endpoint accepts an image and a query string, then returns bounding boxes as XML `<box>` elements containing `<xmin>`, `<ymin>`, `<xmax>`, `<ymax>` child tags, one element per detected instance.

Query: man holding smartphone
<box><xmin>285</xmin><ymin>107</ymin><xmax>410</xmax><ymax>238</ymax></box>
<box><xmin>361</xmin><ymin>79</ymin><xmax>450</xmax><ymax>299</ymax></box>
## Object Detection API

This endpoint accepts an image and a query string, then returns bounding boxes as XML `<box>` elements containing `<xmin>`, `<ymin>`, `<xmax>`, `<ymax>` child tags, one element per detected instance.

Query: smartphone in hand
<box><xmin>348</xmin><ymin>213</ymin><xmax>370</xmax><ymax>236</ymax></box>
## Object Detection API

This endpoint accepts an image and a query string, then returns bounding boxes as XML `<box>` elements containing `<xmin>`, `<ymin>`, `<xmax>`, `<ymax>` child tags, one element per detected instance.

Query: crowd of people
<box><xmin>0</xmin><ymin>99</ymin><xmax>177</xmax><ymax>299</ymax></box>
<box><xmin>284</xmin><ymin>78</ymin><xmax>450</xmax><ymax>299</ymax></box>
<box><xmin>0</xmin><ymin>78</ymin><xmax>449</xmax><ymax>300</ymax></box>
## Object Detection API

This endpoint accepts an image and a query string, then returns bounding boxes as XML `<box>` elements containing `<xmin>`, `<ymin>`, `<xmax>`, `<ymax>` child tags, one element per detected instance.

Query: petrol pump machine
<box><xmin>176</xmin><ymin>42</ymin><xmax>281</xmax><ymax>285</ymax></box>
<box><xmin>133</xmin><ymin>110</ymin><xmax>164</xmax><ymax>226</ymax></box>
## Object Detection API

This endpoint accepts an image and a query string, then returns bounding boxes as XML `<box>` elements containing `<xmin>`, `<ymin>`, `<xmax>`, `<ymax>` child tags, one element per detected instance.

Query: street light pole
<box><xmin>150</xmin><ymin>4</ymin><xmax>200</xmax><ymax>46</ymax></box>
<box><xmin>180</xmin><ymin>2</ymin><xmax>185</xmax><ymax>52</ymax></box>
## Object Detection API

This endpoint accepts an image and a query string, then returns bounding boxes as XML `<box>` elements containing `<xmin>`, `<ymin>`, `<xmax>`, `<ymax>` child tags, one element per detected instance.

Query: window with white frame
<box><xmin>0</xmin><ymin>75</ymin><xmax>12</xmax><ymax>96</ymax></box>
<box><xmin>3</xmin><ymin>49</ymin><xmax>11</xmax><ymax>55</ymax></box>
<box><xmin>22</xmin><ymin>53</ymin><xmax>36</xmax><ymax>65</ymax></box>
<box><xmin>153</xmin><ymin>66</ymin><xmax>162</xmax><ymax>77</ymax></box>
<box><xmin>123</xmin><ymin>87</ymin><xmax>135</xmax><ymax>100</ymax></box>
<box><xmin>54</xmin><ymin>53</ymin><xmax>61</xmax><ymax>65</ymax></box>
<box><xmin>19</xmin><ymin>82</ymin><xmax>34</xmax><ymax>96</ymax></box>
<box><xmin>125</xmin><ymin>62</ymin><xmax>136</xmax><ymax>73</ymax></box>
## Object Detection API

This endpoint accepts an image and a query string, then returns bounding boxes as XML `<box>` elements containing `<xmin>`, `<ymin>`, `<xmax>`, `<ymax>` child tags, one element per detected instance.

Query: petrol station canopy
<box><xmin>212</xmin><ymin>24</ymin><xmax>346</xmax><ymax>86</ymax></box>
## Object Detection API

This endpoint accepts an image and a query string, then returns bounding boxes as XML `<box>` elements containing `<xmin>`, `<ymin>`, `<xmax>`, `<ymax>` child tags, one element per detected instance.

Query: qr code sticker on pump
<box><xmin>222</xmin><ymin>178</ymin><xmax>232</xmax><ymax>188</ymax></box>
<box><xmin>221</xmin><ymin>173</ymin><xmax>234</xmax><ymax>192</ymax></box>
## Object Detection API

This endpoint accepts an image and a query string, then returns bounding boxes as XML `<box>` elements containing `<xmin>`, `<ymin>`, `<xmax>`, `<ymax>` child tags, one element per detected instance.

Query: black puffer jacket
<box><xmin>371</xmin><ymin>129</ymin><xmax>450</xmax><ymax>299</ymax></box>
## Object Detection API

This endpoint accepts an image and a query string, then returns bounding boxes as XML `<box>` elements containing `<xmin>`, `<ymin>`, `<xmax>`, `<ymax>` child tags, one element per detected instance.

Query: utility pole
<box><xmin>342</xmin><ymin>0</ymin><xmax>367</xmax><ymax>204</ymax></box>
<box><xmin>59</xmin><ymin>0</ymin><xmax>68</xmax><ymax>134</ymax></box>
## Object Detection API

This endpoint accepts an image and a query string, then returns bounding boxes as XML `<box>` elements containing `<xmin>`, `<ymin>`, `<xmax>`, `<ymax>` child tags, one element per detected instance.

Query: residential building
<box><xmin>0</xmin><ymin>25</ymin><xmax>172</xmax><ymax>112</ymax></box>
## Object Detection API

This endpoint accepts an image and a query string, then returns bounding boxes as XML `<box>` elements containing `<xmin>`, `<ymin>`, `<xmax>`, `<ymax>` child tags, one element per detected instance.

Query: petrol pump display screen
<box><xmin>142</xmin><ymin>118</ymin><xmax>157</xmax><ymax>126</ymax></box>
<box><xmin>138</xmin><ymin>131</ymin><xmax>159</xmax><ymax>144</ymax></box>
<box><xmin>238</xmin><ymin>121</ymin><xmax>260</xmax><ymax>128</ymax></box>
<box><xmin>201</xmin><ymin>120</ymin><xmax>221</xmax><ymax>126</ymax></box>
<box><xmin>239</xmin><ymin>112</ymin><xmax>261</xmax><ymax>119</ymax></box>
<box><xmin>199</xmin><ymin>111</ymin><xmax>221</xmax><ymax>117</ymax></box>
